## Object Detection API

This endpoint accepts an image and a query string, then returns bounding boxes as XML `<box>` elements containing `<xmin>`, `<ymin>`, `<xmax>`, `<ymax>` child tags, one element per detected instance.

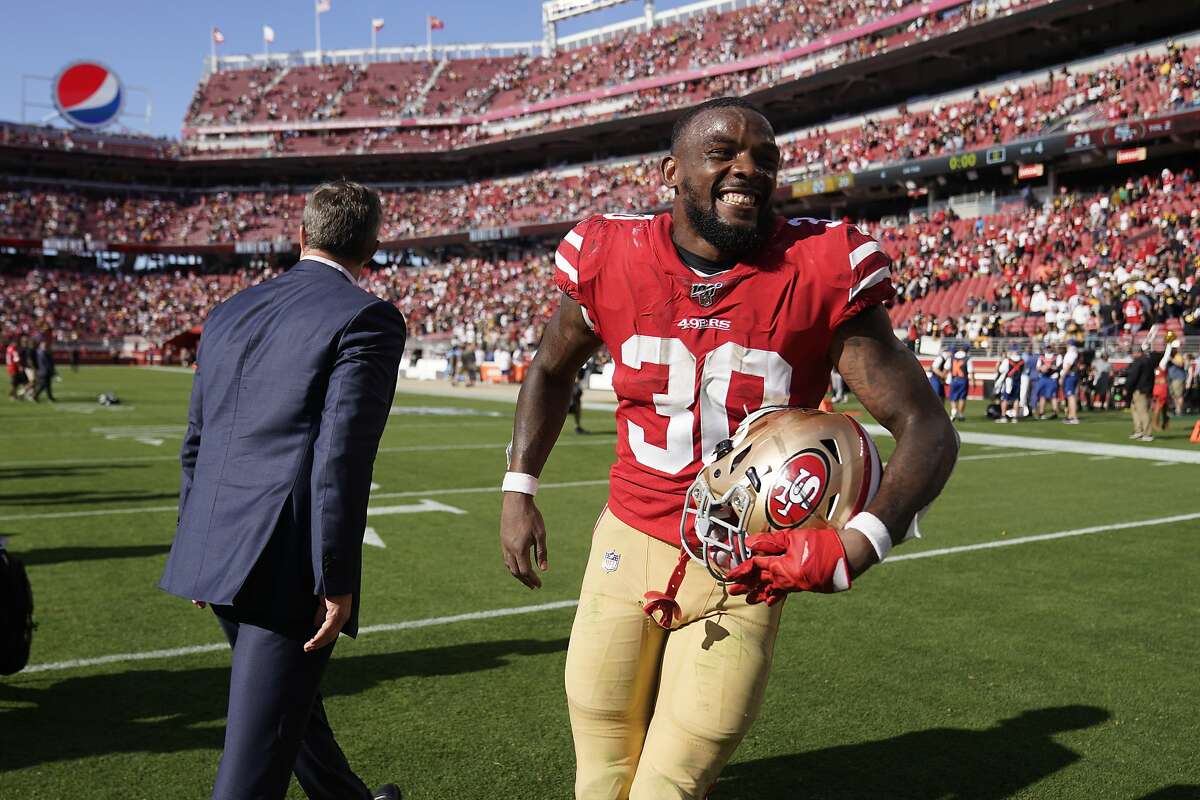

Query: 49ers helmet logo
<box><xmin>767</xmin><ymin>449</ymin><xmax>830</xmax><ymax>528</ymax></box>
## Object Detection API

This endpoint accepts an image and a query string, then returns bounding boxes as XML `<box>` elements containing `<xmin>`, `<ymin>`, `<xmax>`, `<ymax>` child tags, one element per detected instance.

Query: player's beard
<box><xmin>680</xmin><ymin>179</ymin><xmax>774</xmax><ymax>259</ymax></box>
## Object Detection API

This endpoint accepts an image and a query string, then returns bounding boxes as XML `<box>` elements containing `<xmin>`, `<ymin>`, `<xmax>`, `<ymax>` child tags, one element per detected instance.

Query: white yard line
<box><xmin>0</xmin><ymin>505</ymin><xmax>179</xmax><ymax>522</ymax></box>
<box><xmin>956</xmin><ymin>451</ymin><xmax>1053</xmax><ymax>462</ymax></box>
<box><xmin>887</xmin><ymin>512</ymin><xmax>1200</xmax><ymax>562</ymax></box>
<box><xmin>377</xmin><ymin>439</ymin><xmax>614</xmax><ymax>455</ymax></box>
<box><xmin>16</xmin><ymin>512</ymin><xmax>1197</xmax><ymax>676</ymax></box>
<box><xmin>0</xmin><ymin>480</ymin><xmax>613</xmax><ymax>522</ymax></box>
<box><xmin>0</xmin><ymin>449</ymin><xmax>1065</xmax><ymax>522</ymax></box>
<box><xmin>0</xmin><ymin>437</ymin><xmax>615</xmax><ymax>470</ymax></box>
<box><xmin>21</xmin><ymin>600</ymin><xmax>582</xmax><ymax>675</ymax></box>
<box><xmin>863</xmin><ymin>424</ymin><xmax>1200</xmax><ymax>465</ymax></box>
<box><xmin>0</xmin><ymin>454</ymin><xmax>182</xmax><ymax>468</ymax></box>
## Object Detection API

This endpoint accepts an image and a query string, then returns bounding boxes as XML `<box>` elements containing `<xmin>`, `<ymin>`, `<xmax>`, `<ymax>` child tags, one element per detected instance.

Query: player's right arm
<box><xmin>500</xmin><ymin>295</ymin><xmax>602</xmax><ymax>589</ymax></box>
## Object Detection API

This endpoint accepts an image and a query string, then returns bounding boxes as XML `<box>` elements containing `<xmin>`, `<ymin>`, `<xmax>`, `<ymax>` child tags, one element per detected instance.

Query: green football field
<box><xmin>1</xmin><ymin>367</ymin><xmax>1197</xmax><ymax>800</ymax></box>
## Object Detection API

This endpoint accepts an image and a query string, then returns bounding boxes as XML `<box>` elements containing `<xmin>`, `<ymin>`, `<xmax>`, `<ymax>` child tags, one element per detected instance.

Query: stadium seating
<box><xmin>178</xmin><ymin>0</ymin><xmax>1046</xmax><ymax>154</ymax></box>
<box><xmin>3</xmin><ymin>34</ymin><xmax>1194</xmax><ymax>244</ymax></box>
<box><xmin>3</xmin><ymin>169</ymin><xmax>1195</xmax><ymax>352</ymax></box>
<box><xmin>5</xmin><ymin>37</ymin><xmax>1197</xmax><ymax>246</ymax></box>
<box><xmin>0</xmin><ymin>122</ymin><xmax>179</xmax><ymax>159</ymax></box>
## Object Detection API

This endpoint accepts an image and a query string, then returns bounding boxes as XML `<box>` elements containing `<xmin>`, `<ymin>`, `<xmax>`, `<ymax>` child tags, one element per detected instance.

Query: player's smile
<box><xmin>715</xmin><ymin>185</ymin><xmax>761</xmax><ymax>213</ymax></box>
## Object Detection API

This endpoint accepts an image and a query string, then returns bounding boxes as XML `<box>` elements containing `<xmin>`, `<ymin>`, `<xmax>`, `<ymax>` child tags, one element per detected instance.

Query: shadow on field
<box><xmin>1137</xmin><ymin>788</ymin><xmax>1200</xmax><ymax>800</ymax></box>
<box><xmin>0</xmin><ymin>464</ymin><xmax>148</xmax><ymax>480</ymax></box>
<box><xmin>713</xmin><ymin>705</ymin><xmax>1110</xmax><ymax>800</ymax></box>
<box><xmin>0</xmin><ymin>489</ymin><xmax>179</xmax><ymax>506</ymax></box>
<box><xmin>15</xmin><ymin>543</ymin><xmax>172</xmax><ymax>566</ymax></box>
<box><xmin>0</xmin><ymin>637</ymin><xmax>567</xmax><ymax>770</ymax></box>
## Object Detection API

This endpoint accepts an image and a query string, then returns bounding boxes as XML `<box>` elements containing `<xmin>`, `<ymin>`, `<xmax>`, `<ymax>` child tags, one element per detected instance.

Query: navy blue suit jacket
<box><xmin>160</xmin><ymin>259</ymin><xmax>406</xmax><ymax>637</ymax></box>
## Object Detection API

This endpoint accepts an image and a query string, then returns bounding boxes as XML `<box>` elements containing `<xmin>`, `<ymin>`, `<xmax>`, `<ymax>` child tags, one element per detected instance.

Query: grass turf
<box><xmin>0</xmin><ymin>367</ymin><xmax>1197</xmax><ymax>799</ymax></box>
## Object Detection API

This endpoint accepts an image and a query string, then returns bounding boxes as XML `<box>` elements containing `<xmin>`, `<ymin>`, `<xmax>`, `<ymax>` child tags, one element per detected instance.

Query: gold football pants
<box><xmin>565</xmin><ymin>508</ymin><xmax>784</xmax><ymax>800</ymax></box>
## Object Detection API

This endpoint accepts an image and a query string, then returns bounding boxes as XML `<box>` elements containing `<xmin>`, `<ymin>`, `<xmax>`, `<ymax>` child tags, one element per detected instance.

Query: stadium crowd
<box><xmin>7</xmin><ymin>37</ymin><xmax>1197</xmax><ymax>245</ymax></box>
<box><xmin>0</xmin><ymin>268</ymin><xmax>275</xmax><ymax>344</ymax></box>
<box><xmin>185</xmin><ymin>0</ymin><xmax>991</xmax><ymax>125</ymax></box>
<box><xmin>782</xmin><ymin>39</ymin><xmax>1199</xmax><ymax>176</ymax></box>
<box><xmin>3</xmin><ymin>170</ymin><xmax>1197</xmax><ymax>357</ymax></box>
<box><xmin>878</xmin><ymin>168</ymin><xmax>1200</xmax><ymax>354</ymax></box>
<box><xmin>0</xmin><ymin>123</ymin><xmax>180</xmax><ymax>159</ymax></box>
<box><xmin>212</xmin><ymin>34</ymin><xmax>1196</xmax><ymax>158</ymax></box>
<box><xmin>169</xmin><ymin>0</ymin><xmax>1047</xmax><ymax>158</ymax></box>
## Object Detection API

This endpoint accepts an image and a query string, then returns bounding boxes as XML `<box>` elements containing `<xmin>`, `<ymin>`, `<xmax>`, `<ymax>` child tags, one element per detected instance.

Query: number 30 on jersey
<box><xmin>616</xmin><ymin>335</ymin><xmax>792</xmax><ymax>474</ymax></box>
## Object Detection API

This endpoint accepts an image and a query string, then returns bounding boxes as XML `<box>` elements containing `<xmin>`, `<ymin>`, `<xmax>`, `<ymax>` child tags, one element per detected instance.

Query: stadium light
<box><xmin>542</xmin><ymin>0</ymin><xmax>653</xmax><ymax>52</ymax></box>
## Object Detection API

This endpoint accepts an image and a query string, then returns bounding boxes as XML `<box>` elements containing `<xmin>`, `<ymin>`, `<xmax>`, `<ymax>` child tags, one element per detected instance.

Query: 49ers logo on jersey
<box><xmin>767</xmin><ymin>450</ymin><xmax>830</xmax><ymax>528</ymax></box>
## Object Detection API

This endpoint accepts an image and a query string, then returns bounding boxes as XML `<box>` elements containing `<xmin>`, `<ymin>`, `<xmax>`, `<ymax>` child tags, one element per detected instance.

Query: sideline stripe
<box><xmin>389</xmin><ymin>382</ymin><xmax>1200</xmax><ymax>465</ymax></box>
<box><xmin>862</xmin><ymin>423</ymin><xmax>1200</xmax><ymax>465</ymax></box>
<box><xmin>7</xmin><ymin>423</ymin><xmax>1196</xmax><ymax>468</ymax></box>
<box><xmin>16</xmin><ymin>512</ymin><xmax>1197</xmax><ymax>676</ymax></box>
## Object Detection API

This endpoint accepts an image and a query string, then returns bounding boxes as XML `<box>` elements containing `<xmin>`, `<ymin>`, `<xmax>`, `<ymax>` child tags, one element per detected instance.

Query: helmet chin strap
<box><xmin>642</xmin><ymin>550</ymin><xmax>691</xmax><ymax>629</ymax></box>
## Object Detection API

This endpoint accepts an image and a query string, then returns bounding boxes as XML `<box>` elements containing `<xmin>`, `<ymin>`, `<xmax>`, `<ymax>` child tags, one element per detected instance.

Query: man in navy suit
<box><xmin>160</xmin><ymin>181</ymin><xmax>406</xmax><ymax>800</ymax></box>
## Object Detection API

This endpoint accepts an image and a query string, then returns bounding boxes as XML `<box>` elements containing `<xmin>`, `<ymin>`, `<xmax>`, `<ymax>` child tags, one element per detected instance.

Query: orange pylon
<box><xmin>1190</xmin><ymin>420</ymin><xmax>1200</xmax><ymax>444</ymax></box>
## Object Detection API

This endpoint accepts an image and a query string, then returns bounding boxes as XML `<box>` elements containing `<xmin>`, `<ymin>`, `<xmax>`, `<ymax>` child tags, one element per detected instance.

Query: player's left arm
<box><xmin>831</xmin><ymin>305</ymin><xmax>959</xmax><ymax>576</ymax></box>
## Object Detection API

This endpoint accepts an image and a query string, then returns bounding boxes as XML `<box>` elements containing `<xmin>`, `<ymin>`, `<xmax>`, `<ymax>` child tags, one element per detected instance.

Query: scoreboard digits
<box><xmin>948</xmin><ymin>152</ymin><xmax>978</xmax><ymax>171</ymax></box>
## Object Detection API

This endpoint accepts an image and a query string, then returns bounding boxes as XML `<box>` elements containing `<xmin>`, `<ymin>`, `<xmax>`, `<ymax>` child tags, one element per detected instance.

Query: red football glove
<box><xmin>726</xmin><ymin>528</ymin><xmax>851</xmax><ymax>605</ymax></box>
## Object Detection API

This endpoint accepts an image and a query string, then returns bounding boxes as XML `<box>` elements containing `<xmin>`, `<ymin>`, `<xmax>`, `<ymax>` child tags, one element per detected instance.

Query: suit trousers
<box><xmin>212</xmin><ymin>611</ymin><xmax>371</xmax><ymax>800</ymax></box>
<box><xmin>1130</xmin><ymin>391</ymin><xmax>1152</xmax><ymax>437</ymax></box>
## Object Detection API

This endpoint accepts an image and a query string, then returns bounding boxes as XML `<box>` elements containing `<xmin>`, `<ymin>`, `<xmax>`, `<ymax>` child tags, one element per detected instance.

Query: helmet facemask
<box><xmin>682</xmin><ymin>471</ymin><xmax>757</xmax><ymax>581</ymax></box>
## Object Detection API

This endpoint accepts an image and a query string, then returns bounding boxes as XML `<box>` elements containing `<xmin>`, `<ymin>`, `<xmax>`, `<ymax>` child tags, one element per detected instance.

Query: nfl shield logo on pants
<box><xmin>690</xmin><ymin>282</ymin><xmax>723</xmax><ymax>307</ymax></box>
<box><xmin>602</xmin><ymin>549</ymin><xmax>621</xmax><ymax>573</ymax></box>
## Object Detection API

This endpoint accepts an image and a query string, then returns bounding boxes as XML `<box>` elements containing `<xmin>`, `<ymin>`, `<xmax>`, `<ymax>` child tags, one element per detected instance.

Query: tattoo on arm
<box><xmin>831</xmin><ymin>306</ymin><xmax>959</xmax><ymax>540</ymax></box>
<box><xmin>508</xmin><ymin>295</ymin><xmax>602</xmax><ymax>477</ymax></box>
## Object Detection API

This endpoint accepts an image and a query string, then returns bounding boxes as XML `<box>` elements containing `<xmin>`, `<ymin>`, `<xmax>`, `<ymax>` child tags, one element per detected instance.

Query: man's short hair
<box><xmin>670</xmin><ymin>97</ymin><xmax>768</xmax><ymax>154</ymax></box>
<box><xmin>302</xmin><ymin>180</ymin><xmax>382</xmax><ymax>263</ymax></box>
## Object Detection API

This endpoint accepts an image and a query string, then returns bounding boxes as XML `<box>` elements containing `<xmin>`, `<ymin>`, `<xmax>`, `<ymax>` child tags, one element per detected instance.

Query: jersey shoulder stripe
<box><xmin>555</xmin><ymin>219</ymin><xmax>591</xmax><ymax>286</ymax></box>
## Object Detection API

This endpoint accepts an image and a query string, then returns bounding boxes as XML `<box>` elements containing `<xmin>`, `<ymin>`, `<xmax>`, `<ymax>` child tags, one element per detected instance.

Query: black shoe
<box><xmin>373</xmin><ymin>785</ymin><xmax>401</xmax><ymax>800</ymax></box>
<box><xmin>575</xmin><ymin>426</ymin><xmax>586</xmax><ymax>434</ymax></box>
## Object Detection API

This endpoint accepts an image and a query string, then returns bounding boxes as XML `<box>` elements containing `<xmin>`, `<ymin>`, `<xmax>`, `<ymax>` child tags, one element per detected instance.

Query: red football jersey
<box><xmin>555</xmin><ymin>212</ymin><xmax>895</xmax><ymax>545</ymax></box>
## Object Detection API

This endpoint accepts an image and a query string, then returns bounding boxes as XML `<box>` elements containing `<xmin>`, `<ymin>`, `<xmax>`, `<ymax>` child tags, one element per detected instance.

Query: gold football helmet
<box><xmin>681</xmin><ymin>406</ymin><xmax>882</xmax><ymax>581</ymax></box>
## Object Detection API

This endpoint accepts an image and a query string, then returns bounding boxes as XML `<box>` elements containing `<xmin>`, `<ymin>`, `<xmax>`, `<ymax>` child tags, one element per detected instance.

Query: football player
<box><xmin>498</xmin><ymin>97</ymin><xmax>959</xmax><ymax>799</ymax></box>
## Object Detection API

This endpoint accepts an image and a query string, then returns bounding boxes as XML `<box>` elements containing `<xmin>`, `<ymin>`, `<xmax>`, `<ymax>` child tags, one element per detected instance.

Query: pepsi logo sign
<box><xmin>53</xmin><ymin>62</ymin><xmax>124</xmax><ymax>130</ymax></box>
<box><xmin>767</xmin><ymin>449</ymin><xmax>829</xmax><ymax>528</ymax></box>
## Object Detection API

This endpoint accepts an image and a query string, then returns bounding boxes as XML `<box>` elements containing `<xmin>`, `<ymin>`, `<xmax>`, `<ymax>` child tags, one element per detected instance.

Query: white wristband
<box><xmin>502</xmin><ymin>472</ymin><xmax>539</xmax><ymax>496</ymax></box>
<box><xmin>846</xmin><ymin>512</ymin><xmax>892</xmax><ymax>562</ymax></box>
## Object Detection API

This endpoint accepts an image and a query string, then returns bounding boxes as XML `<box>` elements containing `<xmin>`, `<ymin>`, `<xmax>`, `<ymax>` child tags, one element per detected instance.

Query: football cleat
<box><xmin>681</xmin><ymin>406</ymin><xmax>881</xmax><ymax>582</ymax></box>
